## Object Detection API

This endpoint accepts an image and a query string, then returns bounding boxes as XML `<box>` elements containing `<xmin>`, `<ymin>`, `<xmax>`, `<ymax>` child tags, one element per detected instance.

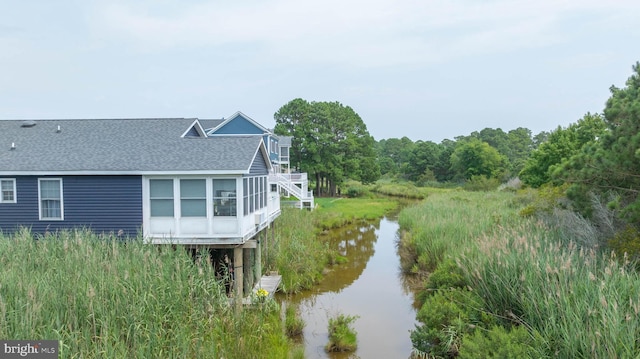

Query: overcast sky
<box><xmin>1</xmin><ymin>1</ymin><xmax>639</xmax><ymax>142</ymax></box>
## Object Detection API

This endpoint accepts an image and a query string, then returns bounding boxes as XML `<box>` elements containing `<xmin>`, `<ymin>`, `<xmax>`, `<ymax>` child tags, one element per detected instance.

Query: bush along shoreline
<box><xmin>399</xmin><ymin>190</ymin><xmax>640</xmax><ymax>358</ymax></box>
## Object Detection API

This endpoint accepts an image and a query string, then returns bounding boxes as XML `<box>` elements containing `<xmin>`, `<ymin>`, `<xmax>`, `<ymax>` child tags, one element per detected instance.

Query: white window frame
<box><xmin>180</xmin><ymin>178</ymin><xmax>207</xmax><ymax>217</ymax></box>
<box><xmin>149</xmin><ymin>178</ymin><xmax>175</xmax><ymax>217</ymax></box>
<box><xmin>38</xmin><ymin>178</ymin><xmax>64</xmax><ymax>220</ymax></box>
<box><xmin>0</xmin><ymin>178</ymin><xmax>16</xmax><ymax>203</ymax></box>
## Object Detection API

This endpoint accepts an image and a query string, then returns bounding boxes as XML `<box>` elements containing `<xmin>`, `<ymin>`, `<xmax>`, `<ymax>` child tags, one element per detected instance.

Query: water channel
<box><xmin>280</xmin><ymin>210</ymin><xmax>420</xmax><ymax>359</ymax></box>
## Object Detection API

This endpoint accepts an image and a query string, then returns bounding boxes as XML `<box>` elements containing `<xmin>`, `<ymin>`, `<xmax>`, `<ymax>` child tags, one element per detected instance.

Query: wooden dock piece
<box><xmin>242</xmin><ymin>274</ymin><xmax>282</xmax><ymax>305</ymax></box>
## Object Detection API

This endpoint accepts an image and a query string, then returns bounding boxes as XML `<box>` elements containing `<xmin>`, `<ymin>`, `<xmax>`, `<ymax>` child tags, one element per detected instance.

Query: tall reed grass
<box><xmin>267</xmin><ymin>208</ymin><xmax>330</xmax><ymax>293</ymax></box>
<box><xmin>460</xmin><ymin>221</ymin><xmax>640</xmax><ymax>357</ymax></box>
<box><xmin>400</xmin><ymin>190</ymin><xmax>640</xmax><ymax>357</ymax></box>
<box><xmin>0</xmin><ymin>228</ymin><xmax>292</xmax><ymax>358</ymax></box>
<box><xmin>398</xmin><ymin>191</ymin><xmax>520</xmax><ymax>273</ymax></box>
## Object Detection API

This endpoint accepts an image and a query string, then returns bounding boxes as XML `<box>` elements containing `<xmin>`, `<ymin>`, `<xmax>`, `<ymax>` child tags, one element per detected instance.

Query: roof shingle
<box><xmin>0</xmin><ymin>118</ymin><xmax>264</xmax><ymax>174</ymax></box>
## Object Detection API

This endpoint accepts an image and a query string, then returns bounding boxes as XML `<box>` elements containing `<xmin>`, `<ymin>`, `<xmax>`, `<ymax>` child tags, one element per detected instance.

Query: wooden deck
<box><xmin>242</xmin><ymin>274</ymin><xmax>282</xmax><ymax>305</ymax></box>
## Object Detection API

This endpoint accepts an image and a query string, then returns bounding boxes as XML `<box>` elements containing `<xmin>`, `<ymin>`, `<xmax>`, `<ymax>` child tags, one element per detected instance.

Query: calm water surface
<box><xmin>281</xmin><ymin>213</ymin><xmax>420</xmax><ymax>359</ymax></box>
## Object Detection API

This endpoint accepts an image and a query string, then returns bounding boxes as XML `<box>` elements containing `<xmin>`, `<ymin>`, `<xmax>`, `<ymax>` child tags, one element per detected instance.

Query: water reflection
<box><xmin>281</xmin><ymin>213</ymin><xmax>420</xmax><ymax>359</ymax></box>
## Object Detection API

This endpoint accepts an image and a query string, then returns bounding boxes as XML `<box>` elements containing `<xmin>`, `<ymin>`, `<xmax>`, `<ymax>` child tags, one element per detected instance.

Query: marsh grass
<box><xmin>284</xmin><ymin>302</ymin><xmax>305</xmax><ymax>338</ymax></box>
<box><xmin>398</xmin><ymin>190</ymin><xmax>519</xmax><ymax>273</ymax></box>
<box><xmin>400</xmin><ymin>189</ymin><xmax>640</xmax><ymax>357</ymax></box>
<box><xmin>0</xmin><ymin>229</ymin><xmax>292</xmax><ymax>358</ymax></box>
<box><xmin>460</xmin><ymin>222</ymin><xmax>640</xmax><ymax>357</ymax></box>
<box><xmin>267</xmin><ymin>207</ymin><xmax>330</xmax><ymax>293</ymax></box>
<box><xmin>325</xmin><ymin>313</ymin><xmax>359</xmax><ymax>352</ymax></box>
<box><xmin>314</xmin><ymin>197</ymin><xmax>398</xmax><ymax>230</ymax></box>
<box><xmin>373</xmin><ymin>182</ymin><xmax>429</xmax><ymax>199</ymax></box>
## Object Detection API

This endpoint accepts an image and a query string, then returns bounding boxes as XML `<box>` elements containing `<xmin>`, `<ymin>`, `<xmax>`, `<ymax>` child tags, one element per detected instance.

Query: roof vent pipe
<box><xmin>10</xmin><ymin>142</ymin><xmax>16</xmax><ymax>150</ymax></box>
<box><xmin>56</xmin><ymin>125</ymin><xmax>61</xmax><ymax>133</ymax></box>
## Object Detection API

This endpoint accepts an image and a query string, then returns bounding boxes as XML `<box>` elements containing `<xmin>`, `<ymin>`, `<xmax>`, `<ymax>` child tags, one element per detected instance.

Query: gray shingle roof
<box><xmin>199</xmin><ymin>119</ymin><xmax>225</xmax><ymax>132</ymax></box>
<box><xmin>0</xmin><ymin>118</ymin><xmax>265</xmax><ymax>174</ymax></box>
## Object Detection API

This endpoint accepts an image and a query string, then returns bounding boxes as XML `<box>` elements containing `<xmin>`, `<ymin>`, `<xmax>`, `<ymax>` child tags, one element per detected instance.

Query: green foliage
<box><xmin>373</xmin><ymin>181</ymin><xmax>428</xmax><ymax>199</ymax></box>
<box><xmin>402</xmin><ymin>189</ymin><xmax>640</xmax><ymax>357</ymax></box>
<box><xmin>268</xmin><ymin>208</ymin><xmax>329</xmax><ymax>293</ymax></box>
<box><xmin>463</xmin><ymin>175</ymin><xmax>500</xmax><ymax>192</ymax></box>
<box><xmin>325</xmin><ymin>313</ymin><xmax>359</xmax><ymax>352</ymax></box>
<box><xmin>426</xmin><ymin>259</ymin><xmax>467</xmax><ymax>292</ymax></box>
<box><xmin>558</xmin><ymin>63</ymin><xmax>640</xmax><ymax>225</ymax></box>
<box><xmin>412</xmin><ymin>289</ymin><xmax>493</xmax><ymax>357</ymax></box>
<box><xmin>0</xmin><ymin>229</ymin><xmax>292</xmax><ymax>358</ymax></box>
<box><xmin>284</xmin><ymin>303</ymin><xmax>305</xmax><ymax>338</ymax></box>
<box><xmin>398</xmin><ymin>190</ymin><xmax>519</xmax><ymax>274</ymax></box>
<box><xmin>450</xmin><ymin>139</ymin><xmax>508</xmax><ymax>181</ymax></box>
<box><xmin>519</xmin><ymin>113</ymin><xmax>606</xmax><ymax>188</ymax></box>
<box><xmin>314</xmin><ymin>197</ymin><xmax>398</xmax><ymax>229</ymax></box>
<box><xmin>406</xmin><ymin>140</ymin><xmax>442</xmax><ymax>182</ymax></box>
<box><xmin>376</xmin><ymin>136</ymin><xmax>415</xmax><ymax>177</ymax></box>
<box><xmin>608</xmin><ymin>226</ymin><xmax>640</xmax><ymax>266</ymax></box>
<box><xmin>458</xmin><ymin>325</ymin><xmax>543</xmax><ymax>359</ymax></box>
<box><xmin>274</xmin><ymin>99</ymin><xmax>379</xmax><ymax>196</ymax></box>
<box><xmin>459</xmin><ymin>220</ymin><xmax>640</xmax><ymax>358</ymax></box>
<box><xmin>517</xmin><ymin>184</ymin><xmax>569</xmax><ymax>218</ymax></box>
<box><xmin>342</xmin><ymin>180</ymin><xmax>373</xmax><ymax>198</ymax></box>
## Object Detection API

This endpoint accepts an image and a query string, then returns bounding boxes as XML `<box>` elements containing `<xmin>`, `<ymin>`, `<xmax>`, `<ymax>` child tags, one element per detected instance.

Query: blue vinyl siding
<box><xmin>215</xmin><ymin>115</ymin><xmax>264</xmax><ymax>135</ymax></box>
<box><xmin>250</xmin><ymin>153</ymin><xmax>269</xmax><ymax>175</ymax></box>
<box><xmin>184</xmin><ymin>126</ymin><xmax>201</xmax><ymax>137</ymax></box>
<box><xmin>0</xmin><ymin>175</ymin><xmax>142</xmax><ymax>237</ymax></box>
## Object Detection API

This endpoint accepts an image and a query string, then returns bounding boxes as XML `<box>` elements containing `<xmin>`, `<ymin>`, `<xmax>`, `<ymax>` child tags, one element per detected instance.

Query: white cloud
<box><xmin>90</xmin><ymin>0</ymin><xmax>640</xmax><ymax>69</ymax></box>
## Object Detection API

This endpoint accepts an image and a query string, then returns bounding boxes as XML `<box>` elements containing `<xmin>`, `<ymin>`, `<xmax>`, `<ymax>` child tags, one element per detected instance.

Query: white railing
<box><xmin>269</xmin><ymin>173</ymin><xmax>314</xmax><ymax>205</ymax></box>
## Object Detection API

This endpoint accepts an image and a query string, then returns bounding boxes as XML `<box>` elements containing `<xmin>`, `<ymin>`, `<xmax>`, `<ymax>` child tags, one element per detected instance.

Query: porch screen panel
<box><xmin>213</xmin><ymin>179</ymin><xmax>236</xmax><ymax>216</ymax></box>
<box><xmin>243</xmin><ymin>179</ymin><xmax>249</xmax><ymax>215</ymax></box>
<box><xmin>249</xmin><ymin>177</ymin><xmax>255</xmax><ymax>213</ymax></box>
<box><xmin>180</xmin><ymin>179</ymin><xmax>206</xmax><ymax>217</ymax></box>
<box><xmin>259</xmin><ymin>177</ymin><xmax>265</xmax><ymax>209</ymax></box>
<box><xmin>150</xmin><ymin>179</ymin><xmax>174</xmax><ymax>217</ymax></box>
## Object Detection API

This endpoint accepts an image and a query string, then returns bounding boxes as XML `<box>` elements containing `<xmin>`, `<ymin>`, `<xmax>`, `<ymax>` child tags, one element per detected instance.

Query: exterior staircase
<box><xmin>269</xmin><ymin>173</ymin><xmax>314</xmax><ymax>209</ymax></box>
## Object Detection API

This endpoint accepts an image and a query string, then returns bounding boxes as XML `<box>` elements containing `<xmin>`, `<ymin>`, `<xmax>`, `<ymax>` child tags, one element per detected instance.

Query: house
<box><xmin>0</xmin><ymin>112</ymin><xmax>303</xmax><ymax>299</ymax></box>
<box><xmin>203</xmin><ymin>112</ymin><xmax>314</xmax><ymax>209</ymax></box>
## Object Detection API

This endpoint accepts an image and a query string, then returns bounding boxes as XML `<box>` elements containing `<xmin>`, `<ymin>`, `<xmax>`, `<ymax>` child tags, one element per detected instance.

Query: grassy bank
<box><xmin>314</xmin><ymin>197</ymin><xmax>398</xmax><ymax>229</ymax></box>
<box><xmin>400</xmin><ymin>190</ymin><xmax>640</xmax><ymax>357</ymax></box>
<box><xmin>266</xmin><ymin>197</ymin><xmax>398</xmax><ymax>293</ymax></box>
<box><xmin>0</xmin><ymin>229</ymin><xmax>292</xmax><ymax>358</ymax></box>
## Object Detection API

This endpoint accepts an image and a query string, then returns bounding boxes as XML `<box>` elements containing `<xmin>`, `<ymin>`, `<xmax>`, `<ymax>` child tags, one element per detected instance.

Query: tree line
<box><xmin>275</xmin><ymin>62</ymin><xmax>640</xmax><ymax>237</ymax></box>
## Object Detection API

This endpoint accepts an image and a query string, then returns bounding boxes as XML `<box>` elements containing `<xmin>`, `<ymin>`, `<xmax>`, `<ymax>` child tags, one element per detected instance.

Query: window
<box><xmin>180</xmin><ymin>179</ymin><xmax>206</xmax><ymax>217</ymax></box>
<box><xmin>259</xmin><ymin>177</ymin><xmax>265</xmax><ymax>209</ymax></box>
<box><xmin>0</xmin><ymin>179</ymin><xmax>16</xmax><ymax>203</ymax></box>
<box><xmin>249</xmin><ymin>178</ymin><xmax>255</xmax><ymax>213</ymax></box>
<box><xmin>243</xmin><ymin>178</ymin><xmax>249</xmax><ymax>215</ymax></box>
<box><xmin>38</xmin><ymin>178</ymin><xmax>63</xmax><ymax>220</ymax></box>
<box><xmin>150</xmin><ymin>179</ymin><xmax>174</xmax><ymax>217</ymax></box>
<box><xmin>213</xmin><ymin>179</ymin><xmax>236</xmax><ymax>216</ymax></box>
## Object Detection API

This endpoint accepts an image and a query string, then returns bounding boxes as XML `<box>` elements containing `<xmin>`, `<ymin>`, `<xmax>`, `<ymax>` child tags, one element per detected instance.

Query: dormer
<box><xmin>181</xmin><ymin>119</ymin><xmax>207</xmax><ymax>138</ymax></box>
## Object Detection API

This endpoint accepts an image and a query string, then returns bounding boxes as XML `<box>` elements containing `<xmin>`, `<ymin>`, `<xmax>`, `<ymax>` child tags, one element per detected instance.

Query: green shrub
<box><xmin>517</xmin><ymin>184</ymin><xmax>569</xmax><ymax>217</ymax></box>
<box><xmin>464</xmin><ymin>175</ymin><xmax>500</xmax><ymax>192</ymax></box>
<box><xmin>343</xmin><ymin>181</ymin><xmax>372</xmax><ymax>198</ymax></box>
<box><xmin>459</xmin><ymin>325</ymin><xmax>543</xmax><ymax>359</ymax></box>
<box><xmin>412</xmin><ymin>289</ymin><xmax>494</xmax><ymax>357</ymax></box>
<box><xmin>325</xmin><ymin>313</ymin><xmax>359</xmax><ymax>352</ymax></box>
<box><xmin>417</xmin><ymin>258</ymin><xmax>468</xmax><ymax>307</ymax></box>
<box><xmin>608</xmin><ymin>225</ymin><xmax>640</xmax><ymax>267</ymax></box>
<box><xmin>427</xmin><ymin>259</ymin><xmax>467</xmax><ymax>292</ymax></box>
